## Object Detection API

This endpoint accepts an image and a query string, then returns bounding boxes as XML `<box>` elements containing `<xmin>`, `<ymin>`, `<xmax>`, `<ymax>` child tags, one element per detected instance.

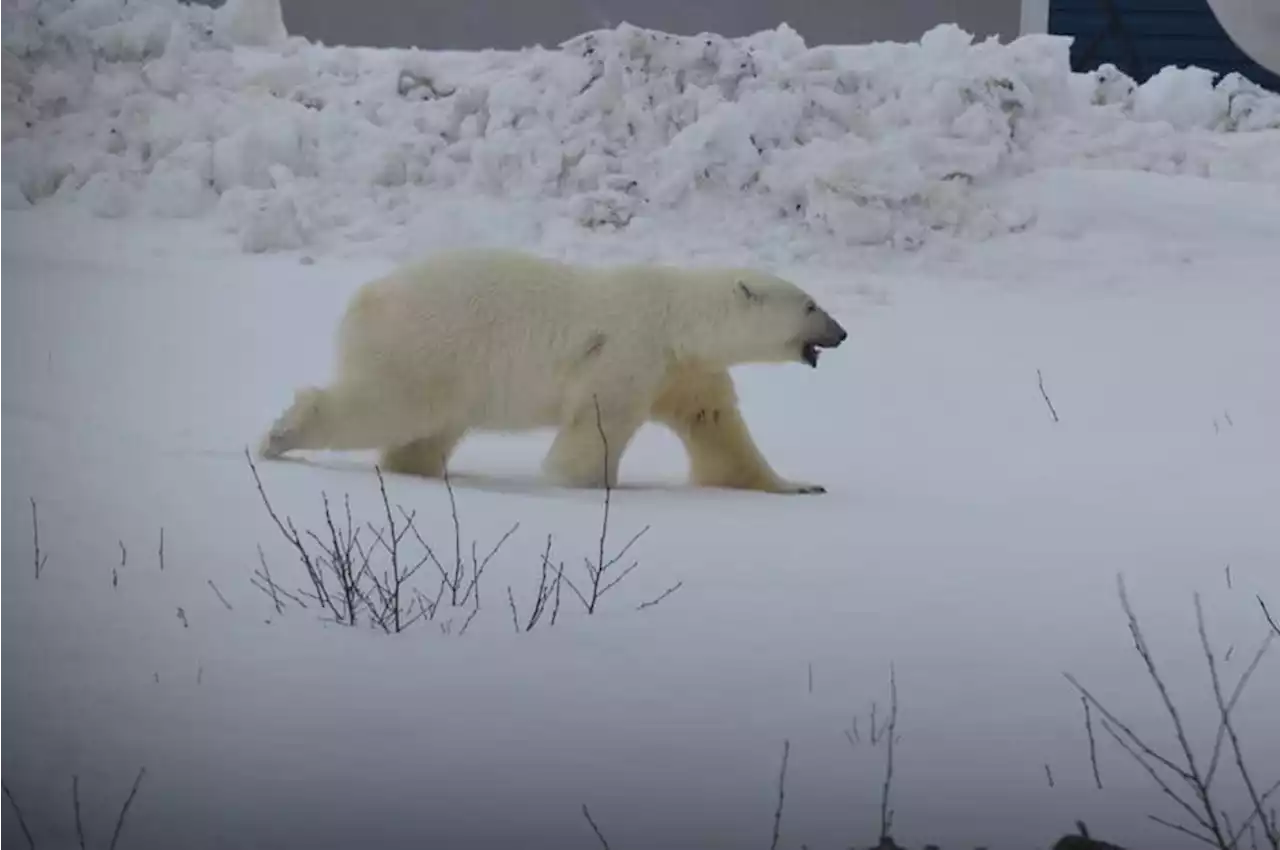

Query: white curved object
<box><xmin>1203</xmin><ymin>0</ymin><xmax>1280</xmax><ymax>77</ymax></box>
<box><xmin>215</xmin><ymin>0</ymin><xmax>289</xmax><ymax>48</ymax></box>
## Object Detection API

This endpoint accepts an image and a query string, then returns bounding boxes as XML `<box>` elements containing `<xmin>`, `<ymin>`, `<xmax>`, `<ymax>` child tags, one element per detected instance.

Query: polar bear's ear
<box><xmin>736</xmin><ymin>280</ymin><xmax>762</xmax><ymax>304</ymax></box>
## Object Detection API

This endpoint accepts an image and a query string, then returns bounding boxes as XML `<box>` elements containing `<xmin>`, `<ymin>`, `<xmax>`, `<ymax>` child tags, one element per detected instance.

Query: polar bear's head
<box><xmin>696</xmin><ymin>269</ymin><xmax>847</xmax><ymax>368</ymax></box>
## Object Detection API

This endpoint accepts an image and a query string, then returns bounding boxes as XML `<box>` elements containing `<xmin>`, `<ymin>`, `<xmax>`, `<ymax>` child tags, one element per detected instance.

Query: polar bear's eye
<box><xmin>804</xmin><ymin>300</ymin><xmax>817</xmax><ymax>314</ymax></box>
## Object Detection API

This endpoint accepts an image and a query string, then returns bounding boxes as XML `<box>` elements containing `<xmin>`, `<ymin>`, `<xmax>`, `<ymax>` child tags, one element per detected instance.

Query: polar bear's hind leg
<box><xmin>379</xmin><ymin>427</ymin><xmax>468</xmax><ymax>478</ymax></box>
<box><xmin>542</xmin><ymin>392</ymin><xmax>645</xmax><ymax>490</ymax></box>
<box><xmin>259</xmin><ymin>384</ymin><xmax>445</xmax><ymax>458</ymax></box>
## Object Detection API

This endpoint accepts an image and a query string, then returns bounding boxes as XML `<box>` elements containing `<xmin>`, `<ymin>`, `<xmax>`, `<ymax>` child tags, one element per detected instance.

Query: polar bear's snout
<box><xmin>800</xmin><ymin>309</ymin><xmax>848</xmax><ymax>368</ymax></box>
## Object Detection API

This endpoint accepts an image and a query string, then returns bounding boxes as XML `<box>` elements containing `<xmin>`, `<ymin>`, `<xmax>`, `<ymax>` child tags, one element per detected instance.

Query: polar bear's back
<box><xmin>333</xmin><ymin>248</ymin><xmax>664</xmax><ymax>429</ymax></box>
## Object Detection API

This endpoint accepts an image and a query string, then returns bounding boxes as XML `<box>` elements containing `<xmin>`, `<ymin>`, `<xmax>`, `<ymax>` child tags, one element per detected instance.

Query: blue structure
<box><xmin>1049</xmin><ymin>0</ymin><xmax>1280</xmax><ymax>91</ymax></box>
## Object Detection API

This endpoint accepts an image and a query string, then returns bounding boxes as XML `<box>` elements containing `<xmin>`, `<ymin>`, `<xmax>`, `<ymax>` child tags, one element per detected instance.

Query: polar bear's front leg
<box><xmin>650</xmin><ymin>365</ymin><xmax>826</xmax><ymax>495</ymax></box>
<box><xmin>542</xmin><ymin>394</ymin><xmax>644</xmax><ymax>490</ymax></box>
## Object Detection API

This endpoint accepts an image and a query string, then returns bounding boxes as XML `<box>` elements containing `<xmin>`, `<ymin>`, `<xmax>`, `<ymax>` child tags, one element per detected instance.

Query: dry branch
<box><xmin>72</xmin><ymin>774</ymin><xmax>86</xmax><ymax>850</ymax></box>
<box><xmin>565</xmin><ymin>396</ymin><xmax>653</xmax><ymax>615</ymax></box>
<box><xmin>1037</xmin><ymin>368</ymin><xmax>1060</xmax><ymax>423</ymax></box>
<box><xmin>207</xmin><ymin>579</ymin><xmax>233</xmax><ymax>611</ymax></box>
<box><xmin>3</xmin><ymin>781</ymin><xmax>36</xmax><ymax>850</ymax></box>
<box><xmin>107</xmin><ymin>767</ymin><xmax>146</xmax><ymax>850</ymax></box>
<box><xmin>1082</xmin><ymin>696</ymin><xmax>1104</xmax><ymax>790</ymax></box>
<box><xmin>247</xmin><ymin>414</ymin><xmax>669</xmax><ymax>635</ymax></box>
<box><xmin>1261</xmin><ymin>597</ymin><xmax>1280</xmax><ymax>638</ymax></box>
<box><xmin>771</xmin><ymin>739</ymin><xmax>791</xmax><ymax>850</ymax></box>
<box><xmin>30</xmin><ymin>497</ymin><xmax>48</xmax><ymax>579</ymax></box>
<box><xmin>880</xmin><ymin>663</ymin><xmax>899</xmax><ymax>841</ymax></box>
<box><xmin>247</xmin><ymin>446</ymin><xmax>527</xmax><ymax>634</ymax></box>
<box><xmin>582</xmin><ymin>803</ymin><xmax>610</xmax><ymax>849</ymax></box>
<box><xmin>636</xmin><ymin>580</ymin><xmax>683</xmax><ymax>611</ymax></box>
<box><xmin>1064</xmin><ymin>575</ymin><xmax>1278</xmax><ymax>850</ymax></box>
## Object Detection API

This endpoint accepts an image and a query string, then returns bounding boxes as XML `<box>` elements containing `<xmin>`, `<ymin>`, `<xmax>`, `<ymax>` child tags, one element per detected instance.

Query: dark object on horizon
<box><xmin>1053</xmin><ymin>838</ymin><xmax>1129</xmax><ymax>850</ymax></box>
<box><xmin>1052</xmin><ymin>820</ymin><xmax>1130</xmax><ymax>850</ymax></box>
<box><xmin>1049</xmin><ymin>0</ymin><xmax>1280</xmax><ymax>92</ymax></box>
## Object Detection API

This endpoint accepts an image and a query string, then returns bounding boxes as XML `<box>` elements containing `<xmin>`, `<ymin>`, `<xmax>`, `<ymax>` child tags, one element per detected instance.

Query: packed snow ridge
<box><xmin>4</xmin><ymin>0</ymin><xmax>1280</xmax><ymax>253</ymax></box>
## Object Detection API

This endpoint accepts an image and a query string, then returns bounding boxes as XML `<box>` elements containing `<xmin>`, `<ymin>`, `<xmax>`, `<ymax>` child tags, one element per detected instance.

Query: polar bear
<box><xmin>259</xmin><ymin>248</ymin><xmax>847</xmax><ymax>494</ymax></box>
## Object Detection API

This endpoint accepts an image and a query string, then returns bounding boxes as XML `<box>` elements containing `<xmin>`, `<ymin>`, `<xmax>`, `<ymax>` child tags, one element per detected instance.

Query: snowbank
<box><xmin>4</xmin><ymin>0</ymin><xmax>1280</xmax><ymax>253</ymax></box>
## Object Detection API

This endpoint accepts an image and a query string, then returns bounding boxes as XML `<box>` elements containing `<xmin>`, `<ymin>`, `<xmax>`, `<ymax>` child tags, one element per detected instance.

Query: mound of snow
<box><xmin>4</xmin><ymin>0</ymin><xmax>1280</xmax><ymax>254</ymax></box>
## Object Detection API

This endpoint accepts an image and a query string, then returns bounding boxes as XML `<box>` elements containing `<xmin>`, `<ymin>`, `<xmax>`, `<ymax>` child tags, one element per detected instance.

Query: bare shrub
<box><xmin>245</xmin><ymin>448</ymin><xmax>517</xmax><ymax>634</ymax></box>
<box><xmin>506</xmin><ymin>535</ymin><xmax>568</xmax><ymax>633</ymax></box>
<box><xmin>3</xmin><ymin>767</ymin><xmax>146</xmax><ymax>850</ymax></box>
<box><xmin>839</xmin><ymin>664</ymin><xmax>903</xmax><ymax>847</ymax></box>
<box><xmin>247</xmin><ymin>429</ymin><xmax>679</xmax><ymax>635</ymax></box>
<box><xmin>1065</xmin><ymin>575</ymin><xmax>1278</xmax><ymax>850</ymax></box>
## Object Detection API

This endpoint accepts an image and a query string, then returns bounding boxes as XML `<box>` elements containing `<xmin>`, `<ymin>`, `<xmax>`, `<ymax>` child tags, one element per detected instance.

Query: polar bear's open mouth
<box><xmin>802</xmin><ymin>342</ymin><xmax>822</xmax><ymax>367</ymax></box>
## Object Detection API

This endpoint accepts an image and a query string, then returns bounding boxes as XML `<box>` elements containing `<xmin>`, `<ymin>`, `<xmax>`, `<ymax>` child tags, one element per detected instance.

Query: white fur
<box><xmin>260</xmin><ymin>248</ymin><xmax>844</xmax><ymax>493</ymax></box>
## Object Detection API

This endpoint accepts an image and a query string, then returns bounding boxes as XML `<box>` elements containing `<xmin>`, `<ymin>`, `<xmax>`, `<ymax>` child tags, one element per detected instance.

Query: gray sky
<box><xmin>278</xmin><ymin>0</ymin><xmax>1022</xmax><ymax>52</ymax></box>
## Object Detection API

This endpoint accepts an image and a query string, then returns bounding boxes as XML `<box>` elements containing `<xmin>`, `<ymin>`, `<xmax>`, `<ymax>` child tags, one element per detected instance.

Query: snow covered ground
<box><xmin>4</xmin><ymin>2</ymin><xmax>1280</xmax><ymax>849</ymax></box>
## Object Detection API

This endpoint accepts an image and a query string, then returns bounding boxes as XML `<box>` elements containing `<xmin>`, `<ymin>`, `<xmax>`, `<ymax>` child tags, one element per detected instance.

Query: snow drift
<box><xmin>4</xmin><ymin>0</ymin><xmax>1280</xmax><ymax>254</ymax></box>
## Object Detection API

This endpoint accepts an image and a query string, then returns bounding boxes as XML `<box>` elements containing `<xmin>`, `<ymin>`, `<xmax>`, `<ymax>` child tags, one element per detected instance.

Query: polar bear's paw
<box><xmin>771</xmin><ymin>479</ymin><xmax>827</xmax><ymax>495</ymax></box>
<box><xmin>258</xmin><ymin>427</ymin><xmax>293</xmax><ymax>459</ymax></box>
<box><xmin>259</xmin><ymin>387</ymin><xmax>325</xmax><ymax>458</ymax></box>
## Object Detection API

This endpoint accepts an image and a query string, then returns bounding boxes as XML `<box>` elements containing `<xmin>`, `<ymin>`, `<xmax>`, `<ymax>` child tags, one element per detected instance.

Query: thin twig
<box><xmin>549</xmin><ymin>557</ymin><xmax>567</xmax><ymax>626</ymax></box>
<box><xmin>506</xmin><ymin>586</ymin><xmax>521</xmax><ymax>634</ymax></box>
<box><xmin>372</xmin><ymin>466</ymin><xmax>406</xmax><ymax>631</ymax></box>
<box><xmin>158</xmin><ymin>527</ymin><xmax>165</xmax><ymax>571</ymax></box>
<box><xmin>255</xmin><ymin>545</ymin><xmax>285</xmax><ymax>613</ymax></box>
<box><xmin>31</xmin><ymin>498</ymin><xmax>48</xmax><ymax>579</ymax></box>
<box><xmin>880</xmin><ymin>662</ymin><xmax>898</xmax><ymax>840</ymax></box>
<box><xmin>582</xmin><ymin>803</ymin><xmax>610</xmax><ymax>849</ymax></box>
<box><xmin>108</xmin><ymin>767</ymin><xmax>146</xmax><ymax>850</ymax></box>
<box><xmin>459</xmin><ymin>523</ymin><xmax>519</xmax><ymax>610</ymax></box>
<box><xmin>1261</xmin><ymin>597</ymin><xmax>1280</xmax><ymax>637</ymax></box>
<box><xmin>589</xmin><ymin>394</ymin><xmax>612</xmax><ymax>614</ymax></box>
<box><xmin>3</xmin><ymin>781</ymin><xmax>36</xmax><ymax>850</ymax></box>
<box><xmin>575</xmin><ymin>394</ymin><xmax>650</xmax><ymax>613</ymax></box>
<box><xmin>770</xmin><ymin>739</ymin><xmax>790</xmax><ymax>850</ymax></box>
<box><xmin>1082</xmin><ymin>695</ymin><xmax>1104</xmax><ymax>789</ymax></box>
<box><xmin>1045</xmin><ymin>763</ymin><xmax>1056</xmax><ymax>788</ymax></box>
<box><xmin>72</xmin><ymin>774</ymin><xmax>87</xmax><ymax>849</ymax></box>
<box><xmin>458</xmin><ymin>603</ymin><xmax>481</xmax><ymax>637</ymax></box>
<box><xmin>1229</xmin><ymin>779</ymin><xmax>1280</xmax><ymax>848</ymax></box>
<box><xmin>1147</xmin><ymin>813</ymin><xmax>1217</xmax><ymax>846</ymax></box>
<box><xmin>1037</xmin><ymin>368</ymin><xmax>1060</xmax><ymax>423</ymax></box>
<box><xmin>442</xmin><ymin>463</ymin><xmax>464</xmax><ymax>605</ymax></box>
<box><xmin>1204</xmin><ymin>631</ymin><xmax>1271</xmax><ymax>789</ymax></box>
<box><xmin>207</xmin><ymin>579</ymin><xmax>233</xmax><ymax>611</ymax></box>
